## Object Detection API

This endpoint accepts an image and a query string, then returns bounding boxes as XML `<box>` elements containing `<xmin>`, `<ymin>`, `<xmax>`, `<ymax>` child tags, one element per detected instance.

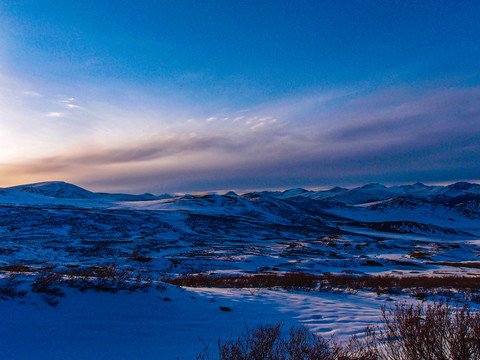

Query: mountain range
<box><xmin>3</xmin><ymin>180</ymin><xmax>480</xmax><ymax>204</ymax></box>
<box><xmin>1</xmin><ymin>179</ymin><xmax>479</xmax><ymax>282</ymax></box>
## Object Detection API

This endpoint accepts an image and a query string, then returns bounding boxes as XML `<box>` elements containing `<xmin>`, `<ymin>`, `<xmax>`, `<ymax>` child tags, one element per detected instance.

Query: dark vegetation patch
<box><xmin>362</xmin><ymin>260</ymin><xmax>383</xmax><ymax>266</ymax></box>
<box><xmin>407</xmin><ymin>250</ymin><xmax>432</xmax><ymax>259</ymax></box>
<box><xmin>0</xmin><ymin>264</ymin><xmax>34</xmax><ymax>273</ymax></box>
<box><xmin>129</xmin><ymin>250</ymin><xmax>154</xmax><ymax>262</ymax></box>
<box><xmin>38</xmin><ymin>264</ymin><xmax>154</xmax><ymax>292</ymax></box>
<box><xmin>345</xmin><ymin>220</ymin><xmax>464</xmax><ymax>236</ymax></box>
<box><xmin>388</xmin><ymin>259</ymin><xmax>425</xmax><ymax>268</ymax></box>
<box><xmin>0</xmin><ymin>275</ymin><xmax>27</xmax><ymax>298</ymax></box>
<box><xmin>0</xmin><ymin>264</ymin><xmax>155</xmax><ymax>304</ymax></box>
<box><xmin>31</xmin><ymin>271</ymin><xmax>65</xmax><ymax>297</ymax></box>
<box><xmin>425</xmin><ymin>261</ymin><xmax>480</xmax><ymax>269</ymax></box>
<box><xmin>164</xmin><ymin>272</ymin><xmax>480</xmax><ymax>295</ymax></box>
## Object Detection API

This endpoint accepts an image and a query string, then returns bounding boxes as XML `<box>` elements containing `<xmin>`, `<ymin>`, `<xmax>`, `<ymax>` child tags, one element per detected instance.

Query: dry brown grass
<box><xmin>425</xmin><ymin>261</ymin><xmax>480</xmax><ymax>269</ymax></box>
<box><xmin>164</xmin><ymin>272</ymin><xmax>480</xmax><ymax>294</ymax></box>
<box><xmin>164</xmin><ymin>272</ymin><xmax>320</xmax><ymax>289</ymax></box>
<box><xmin>0</xmin><ymin>264</ymin><xmax>34</xmax><ymax>273</ymax></box>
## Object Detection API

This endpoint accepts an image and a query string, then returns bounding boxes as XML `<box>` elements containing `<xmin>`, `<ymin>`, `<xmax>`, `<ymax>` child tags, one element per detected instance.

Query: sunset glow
<box><xmin>1</xmin><ymin>1</ymin><xmax>479</xmax><ymax>193</ymax></box>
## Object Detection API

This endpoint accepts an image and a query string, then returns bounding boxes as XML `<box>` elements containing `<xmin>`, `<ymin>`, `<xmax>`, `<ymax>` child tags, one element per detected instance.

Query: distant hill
<box><xmin>7</xmin><ymin>181</ymin><xmax>172</xmax><ymax>201</ymax></box>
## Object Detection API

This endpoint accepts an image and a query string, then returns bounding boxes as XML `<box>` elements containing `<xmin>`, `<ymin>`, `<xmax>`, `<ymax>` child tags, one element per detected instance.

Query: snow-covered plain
<box><xmin>1</xmin><ymin>284</ymin><xmax>395</xmax><ymax>359</ymax></box>
<box><xmin>0</xmin><ymin>181</ymin><xmax>479</xmax><ymax>359</ymax></box>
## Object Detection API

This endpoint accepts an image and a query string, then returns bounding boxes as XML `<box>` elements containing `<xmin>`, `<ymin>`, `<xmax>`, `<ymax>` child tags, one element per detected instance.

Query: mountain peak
<box><xmin>413</xmin><ymin>182</ymin><xmax>426</xmax><ymax>187</ymax></box>
<box><xmin>448</xmin><ymin>182</ymin><xmax>479</xmax><ymax>190</ymax></box>
<box><xmin>225</xmin><ymin>191</ymin><xmax>238</xmax><ymax>197</ymax></box>
<box><xmin>328</xmin><ymin>186</ymin><xmax>348</xmax><ymax>193</ymax></box>
<box><xmin>360</xmin><ymin>183</ymin><xmax>386</xmax><ymax>190</ymax></box>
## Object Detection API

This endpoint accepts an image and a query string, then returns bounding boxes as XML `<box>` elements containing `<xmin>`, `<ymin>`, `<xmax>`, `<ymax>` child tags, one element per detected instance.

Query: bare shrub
<box><xmin>337</xmin><ymin>330</ymin><xmax>378</xmax><ymax>360</ymax></box>
<box><xmin>63</xmin><ymin>265</ymin><xmax>152</xmax><ymax>292</ymax></box>
<box><xmin>29</xmin><ymin>265</ymin><xmax>152</xmax><ymax>297</ymax></box>
<box><xmin>198</xmin><ymin>323</ymin><xmax>338</xmax><ymax>360</ymax></box>
<box><xmin>31</xmin><ymin>270</ymin><xmax>64</xmax><ymax>296</ymax></box>
<box><xmin>64</xmin><ymin>265</ymin><xmax>129</xmax><ymax>292</ymax></box>
<box><xmin>217</xmin><ymin>323</ymin><xmax>284</xmax><ymax>360</ymax></box>
<box><xmin>369</xmin><ymin>301</ymin><xmax>480</xmax><ymax>360</ymax></box>
<box><xmin>282</xmin><ymin>325</ymin><xmax>336</xmax><ymax>360</ymax></box>
<box><xmin>0</xmin><ymin>275</ymin><xmax>27</xmax><ymax>298</ymax></box>
<box><xmin>197</xmin><ymin>301</ymin><xmax>480</xmax><ymax>360</ymax></box>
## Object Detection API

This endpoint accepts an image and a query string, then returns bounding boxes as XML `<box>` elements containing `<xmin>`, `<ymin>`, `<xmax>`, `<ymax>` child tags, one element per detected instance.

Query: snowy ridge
<box><xmin>263</xmin><ymin>181</ymin><xmax>480</xmax><ymax>204</ymax></box>
<box><xmin>7</xmin><ymin>181</ymin><xmax>173</xmax><ymax>202</ymax></box>
<box><xmin>8</xmin><ymin>181</ymin><xmax>101</xmax><ymax>199</ymax></box>
<box><xmin>2</xmin><ymin>181</ymin><xmax>480</xmax><ymax>233</ymax></box>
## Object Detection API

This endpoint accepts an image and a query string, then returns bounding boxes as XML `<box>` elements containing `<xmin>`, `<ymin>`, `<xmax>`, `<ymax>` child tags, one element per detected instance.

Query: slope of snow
<box><xmin>117</xmin><ymin>193</ymin><xmax>335</xmax><ymax>227</ymax></box>
<box><xmin>8</xmin><ymin>181</ymin><xmax>173</xmax><ymax>203</ymax></box>
<box><xmin>0</xmin><ymin>284</ymin><xmax>390</xmax><ymax>360</ymax></box>
<box><xmin>9</xmin><ymin>181</ymin><xmax>101</xmax><ymax>199</ymax></box>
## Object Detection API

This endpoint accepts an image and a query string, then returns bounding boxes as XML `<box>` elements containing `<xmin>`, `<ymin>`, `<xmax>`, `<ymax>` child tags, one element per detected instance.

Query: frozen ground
<box><xmin>0</xmin><ymin>181</ymin><xmax>479</xmax><ymax>358</ymax></box>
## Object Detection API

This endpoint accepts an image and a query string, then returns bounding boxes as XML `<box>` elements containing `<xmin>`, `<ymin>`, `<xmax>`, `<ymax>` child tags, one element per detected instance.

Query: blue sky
<box><xmin>0</xmin><ymin>1</ymin><xmax>479</xmax><ymax>193</ymax></box>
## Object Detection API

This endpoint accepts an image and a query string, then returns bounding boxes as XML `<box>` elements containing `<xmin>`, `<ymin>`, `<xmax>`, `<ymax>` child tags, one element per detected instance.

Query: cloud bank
<box><xmin>0</xmin><ymin>72</ymin><xmax>479</xmax><ymax>193</ymax></box>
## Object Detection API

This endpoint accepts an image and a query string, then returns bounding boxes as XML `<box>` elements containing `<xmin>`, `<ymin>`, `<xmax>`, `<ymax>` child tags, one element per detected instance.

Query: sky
<box><xmin>0</xmin><ymin>0</ymin><xmax>479</xmax><ymax>193</ymax></box>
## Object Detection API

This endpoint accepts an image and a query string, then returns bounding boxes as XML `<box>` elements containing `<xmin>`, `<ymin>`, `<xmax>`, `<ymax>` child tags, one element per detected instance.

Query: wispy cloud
<box><xmin>250</xmin><ymin>122</ymin><xmax>266</xmax><ymax>131</ymax></box>
<box><xmin>44</xmin><ymin>112</ymin><xmax>63</xmax><ymax>117</ymax></box>
<box><xmin>66</xmin><ymin>104</ymin><xmax>83</xmax><ymax>109</ymax></box>
<box><xmin>21</xmin><ymin>91</ymin><xmax>42</xmax><ymax>97</ymax></box>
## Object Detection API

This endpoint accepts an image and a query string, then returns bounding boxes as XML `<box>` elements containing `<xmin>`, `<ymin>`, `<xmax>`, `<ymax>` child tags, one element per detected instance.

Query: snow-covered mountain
<box><xmin>1</xmin><ymin>180</ymin><xmax>479</xmax><ymax>276</ymax></box>
<box><xmin>7</xmin><ymin>181</ymin><xmax>172</xmax><ymax>202</ymax></box>
<box><xmin>6</xmin><ymin>180</ymin><xmax>480</xmax><ymax>208</ymax></box>
<box><xmin>9</xmin><ymin>181</ymin><xmax>102</xmax><ymax>199</ymax></box>
<box><xmin>261</xmin><ymin>182</ymin><xmax>480</xmax><ymax>212</ymax></box>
